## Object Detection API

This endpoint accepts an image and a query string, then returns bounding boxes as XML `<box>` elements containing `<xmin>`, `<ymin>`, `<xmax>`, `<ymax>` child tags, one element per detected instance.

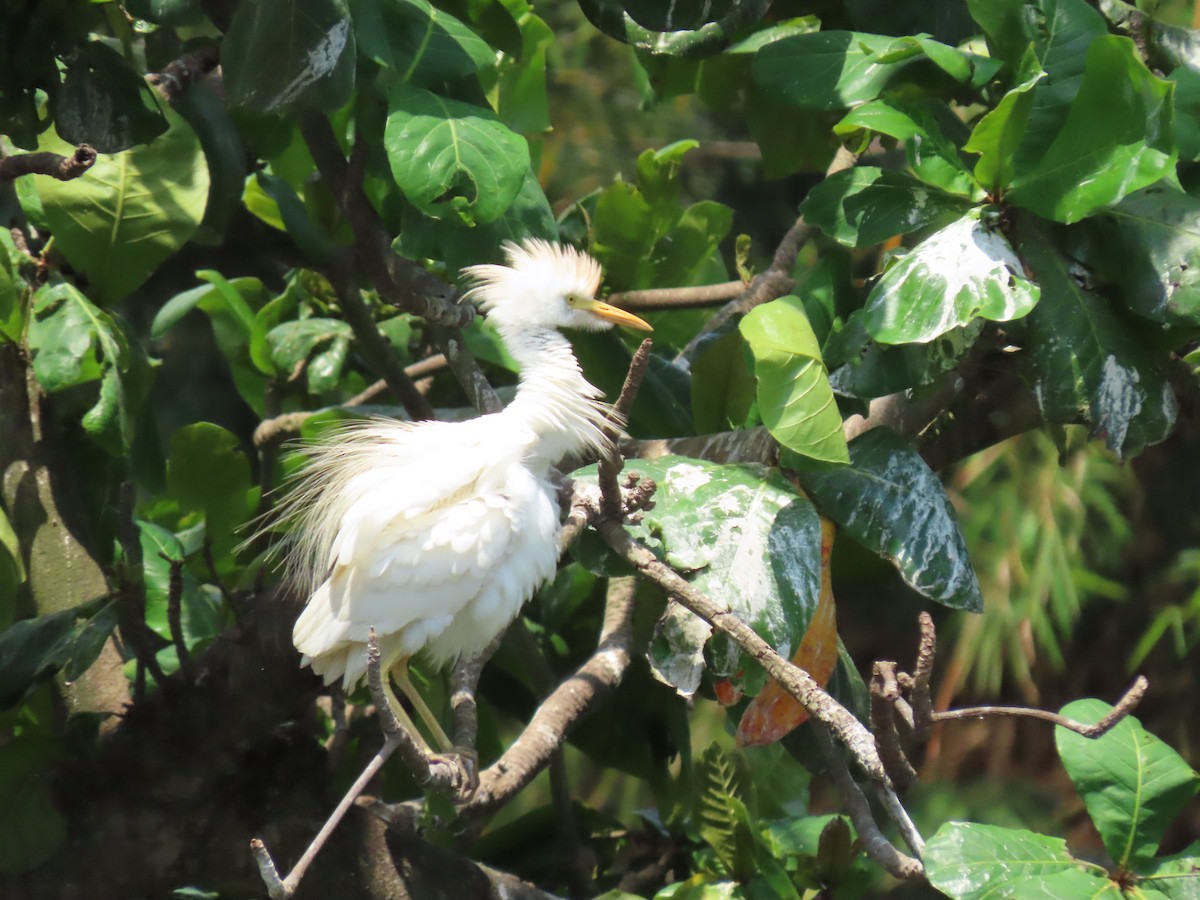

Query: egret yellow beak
<box><xmin>578</xmin><ymin>298</ymin><xmax>654</xmax><ymax>331</ymax></box>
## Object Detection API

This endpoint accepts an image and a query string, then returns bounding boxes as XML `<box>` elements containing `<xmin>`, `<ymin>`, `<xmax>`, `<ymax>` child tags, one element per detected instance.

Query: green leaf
<box><xmin>0</xmin><ymin>506</ymin><xmax>24</xmax><ymax>585</ymax></box>
<box><xmin>796</xmin><ymin>428</ymin><xmax>984</xmax><ymax>611</ymax></box>
<box><xmin>138</xmin><ymin>522</ymin><xmax>225</xmax><ymax>663</ymax></box>
<box><xmin>175</xmin><ymin>83</ymin><xmax>249</xmax><ymax>245</ymax></box>
<box><xmin>351</xmin><ymin>0</ymin><xmax>492</xmax><ymax>84</ymax></box>
<box><xmin>28</xmin><ymin>283</ymin><xmax>152</xmax><ymax>454</ymax></box>
<box><xmin>695</xmin><ymin>743</ymin><xmax>757</xmax><ymax>880</ymax></box>
<box><xmin>0</xmin><ymin>241</ymin><xmax>22</xmax><ymax>342</ymax></box>
<box><xmin>124</xmin><ymin>0</ymin><xmax>205</xmax><ymax>26</ymax></box>
<box><xmin>32</xmin><ymin>112</ymin><xmax>208</xmax><ymax>305</ymax></box>
<box><xmin>56</xmin><ymin>41</ymin><xmax>167</xmax><ymax>153</ymax></box>
<box><xmin>752</xmin><ymin>32</ymin><xmax>917</xmax><ymax>110</ymax></box>
<box><xmin>1074</xmin><ymin>185</ymin><xmax>1200</xmax><ymax>326</ymax></box>
<box><xmin>153</xmin><ymin>274</ymin><xmax>270</xmax><ymax>416</ymax></box>
<box><xmin>166</xmin><ymin>423</ymin><xmax>255</xmax><ymax>559</ymax></box>
<box><xmin>739</xmin><ymin>297</ymin><xmax>848</xmax><ymax>465</ymax></box>
<box><xmin>574</xmin><ymin>457</ymin><xmax>822</xmax><ymax>697</ymax></box>
<box><xmin>223</xmin><ymin>0</ymin><xmax>355</xmax><ymax>114</ymax></box>
<box><xmin>863</xmin><ymin>210</ymin><xmax>1039</xmax><ymax>344</ymax></box>
<box><xmin>828</xmin><ymin>316</ymin><xmax>982</xmax><ymax>400</ymax></box>
<box><xmin>833</xmin><ymin>99</ymin><xmax>976</xmax><ymax>196</ymax></box>
<box><xmin>799</xmin><ymin>167</ymin><xmax>976</xmax><ymax>248</ymax></box>
<box><xmin>1141</xmin><ymin>842</ymin><xmax>1200</xmax><ymax>898</ymax></box>
<box><xmin>1019</xmin><ymin>228</ymin><xmax>1177</xmax><ymax>459</ymax></box>
<box><xmin>925</xmin><ymin>822</ymin><xmax>1089</xmax><ymax>900</ymax></box>
<box><xmin>253</xmin><ymin>171</ymin><xmax>337</xmax><ymax>265</ymax></box>
<box><xmin>0</xmin><ymin>597</ymin><xmax>111</xmax><ymax>709</ymax></box>
<box><xmin>265</xmin><ymin>318</ymin><xmax>353</xmax><ymax>393</ymax></box>
<box><xmin>691</xmin><ymin>330</ymin><xmax>756</xmax><ymax>433</ymax></box>
<box><xmin>485</xmin><ymin>0</ymin><xmax>553</xmax><ymax>134</ymax></box>
<box><xmin>963</xmin><ymin>71</ymin><xmax>1045</xmax><ymax>194</ymax></box>
<box><xmin>1171</xmin><ymin>67</ymin><xmax>1200</xmax><ymax>162</ymax></box>
<box><xmin>1008</xmin><ymin>36</ymin><xmax>1175</xmax><ymax>224</ymax></box>
<box><xmin>1056</xmin><ymin>699</ymin><xmax>1200</xmax><ymax>870</ymax></box>
<box><xmin>0</xmin><ymin>737</ymin><xmax>67</xmax><ymax>874</ymax></box>
<box><xmin>384</xmin><ymin>85</ymin><xmax>530</xmax><ymax>226</ymax></box>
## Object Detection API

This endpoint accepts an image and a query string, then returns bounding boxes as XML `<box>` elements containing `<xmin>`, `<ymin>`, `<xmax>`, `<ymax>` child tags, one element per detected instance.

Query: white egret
<box><xmin>282</xmin><ymin>239</ymin><xmax>652</xmax><ymax>748</ymax></box>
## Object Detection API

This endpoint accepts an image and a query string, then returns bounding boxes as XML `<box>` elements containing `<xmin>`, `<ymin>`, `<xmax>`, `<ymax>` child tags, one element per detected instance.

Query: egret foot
<box><xmin>427</xmin><ymin>747</ymin><xmax>479</xmax><ymax>798</ymax></box>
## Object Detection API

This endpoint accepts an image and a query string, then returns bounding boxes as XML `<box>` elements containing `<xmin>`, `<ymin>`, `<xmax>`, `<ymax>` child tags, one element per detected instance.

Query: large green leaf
<box><xmin>862</xmin><ymin>210</ymin><xmax>1039</xmax><ymax>344</ymax></box>
<box><xmin>1074</xmin><ymin>185</ymin><xmax>1200</xmax><ymax>326</ymax></box>
<box><xmin>1019</xmin><ymin>230</ymin><xmax>1177</xmax><ymax>459</ymax></box>
<box><xmin>691</xmin><ymin>330</ymin><xmax>756</xmax><ymax>433</ymax></box>
<box><xmin>1056</xmin><ymin>699</ymin><xmax>1200</xmax><ymax>870</ymax></box>
<box><xmin>223</xmin><ymin>0</ymin><xmax>355</xmax><ymax>114</ymax></box>
<box><xmin>1008</xmin><ymin>36</ymin><xmax>1175</xmax><ymax>224</ymax></box>
<box><xmin>828</xmin><ymin>316</ymin><xmax>982</xmax><ymax>400</ymax></box>
<box><xmin>796</xmin><ymin>428</ymin><xmax>984</xmax><ymax>611</ymax></box>
<box><xmin>573</xmin><ymin>457</ymin><xmax>822</xmax><ymax>698</ymax></box>
<box><xmin>925</xmin><ymin>823</ymin><xmax>1091</xmax><ymax>899</ymax></box>
<box><xmin>137</xmin><ymin>522</ymin><xmax>226</xmax><ymax>670</ymax></box>
<box><xmin>384</xmin><ymin>85</ymin><xmax>529</xmax><ymax>226</ymax></box>
<box><xmin>265</xmin><ymin>318</ymin><xmax>353</xmax><ymax>394</ymax></box>
<box><xmin>351</xmin><ymin>0</ymin><xmax>492</xmax><ymax>84</ymax></box>
<box><xmin>799</xmin><ymin>167</ymin><xmax>977</xmax><ymax>249</ymax></box>
<box><xmin>484</xmin><ymin>0</ymin><xmax>553</xmax><ymax>135</ymax></box>
<box><xmin>27</xmin><ymin>283</ymin><xmax>153</xmax><ymax>454</ymax></box>
<box><xmin>56</xmin><ymin>41</ymin><xmax>167</xmax><ymax>153</ymax></box>
<box><xmin>739</xmin><ymin>297</ymin><xmax>848</xmax><ymax>465</ymax></box>
<box><xmin>963</xmin><ymin>71</ymin><xmax>1044</xmax><ymax>194</ymax></box>
<box><xmin>31</xmin><ymin>114</ymin><xmax>209</xmax><ymax>305</ymax></box>
<box><xmin>176</xmin><ymin>83</ymin><xmax>249</xmax><ymax>245</ymax></box>
<box><xmin>166</xmin><ymin>423</ymin><xmax>255</xmax><ymax>560</ymax></box>
<box><xmin>752</xmin><ymin>32</ymin><xmax>916</xmax><ymax>110</ymax></box>
<box><xmin>0</xmin><ymin>597</ymin><xmax>112</xmax><ymax>709</ymax></box>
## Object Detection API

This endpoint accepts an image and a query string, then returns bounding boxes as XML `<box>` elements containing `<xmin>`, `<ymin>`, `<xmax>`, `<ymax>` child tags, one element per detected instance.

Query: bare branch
<box><xmin>910</xmin><ymin>612</ymin><xmax>936</xmax><ymax>741</ymax></box>
<box><xmin>931</xmin><ymin>676</ymin><xmax>1150</xmax><ymax>737</ymax></box>
<box><xmin>600</xmin><ymin>339</ymin><xmax>653</xmax><ymax>520</ymax></box>
<box><xmin>595</xmin><ymin>515</ymin><xmax>889</xmax><ymax>785</ymax></box>
<box><xmin>464</xmin><ymin>576</ymin><xmax>638</xmax><ymax>815</ymax></box>
<box><xmin>449</xmin><ymin>630</ymin><xmax>505</xmax><ymax>752</ymax></box>
<box><xmin>813</xmin><ymin>726</ymin><xmax>924</xmax><ymax>880</ymax></box>
<box><xmin>146</xmin><ymin>44</ymin><xmax>220</xmax><ymax>103</ymax></box>
<box><xmin>871</xmin><ymin>661</ymin><xmax>917</xmax><ymax>789</ymax></box>
<box><xmin>607</xmin><ymin>281</ymin><xmax>745</xmax><ymax>310</ymax></box>
<box><xmin>0</xmin><ymin>145</ymin><xmax>96</xmax><ymax>183</ymax></box>
<box><xmin>433</xmin><ymin>324</ymin><xmax>504</xmax><ymax>414</ymax></box>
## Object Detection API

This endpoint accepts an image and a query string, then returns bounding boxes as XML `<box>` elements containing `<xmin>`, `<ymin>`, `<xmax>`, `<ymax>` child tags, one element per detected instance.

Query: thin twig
<box><xmin>160</xmin><ymin>552</ymin><xmax>194</xmax><ymax>681</ymax></box>
<box><xmin>0</xmin><ymin>145</ymin><xmax>96</xmax><ymax>183</ymax></box>
<box><xmin>930</xmin><ymin>676</ymin><xmax>1150</xmax><ymax>738</ymax></box>
<box><xmin>813</xmin><ymin>726</ymin><xmax>924</xmax><ymax>880</ymax></box>
<box><xmin>910</xmin><ymin>612</ymin><xmax>936</xmax><ymax>741</ymax></box>
<box><xmin>599</xmin><ymin>339</ymin><xmax>653</xmax><ymax>520</ymax></box>
<box><xmin>871</xmin><ymin>661</ymin><xmax>917</xmax><ymax>789</ymax></box>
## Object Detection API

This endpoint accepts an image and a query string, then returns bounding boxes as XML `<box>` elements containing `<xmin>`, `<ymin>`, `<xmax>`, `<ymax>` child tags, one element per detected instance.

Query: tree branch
<box><xmin>607</xmin><ymin>281</ymin><xmax>745</xmax><ymax>310</ymax></box>
<box><xmin>0</xmin><ymin>145</ymin><xmax>96</xmax><ymax>183</ymax></box>
<box><xmin>146</xmin><ymin>44</ymin><xmax>220</xmax><ymax>103</ymax></box>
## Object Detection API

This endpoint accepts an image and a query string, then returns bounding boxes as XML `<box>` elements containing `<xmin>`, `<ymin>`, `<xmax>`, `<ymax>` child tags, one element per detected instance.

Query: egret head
<box><xmin>463</xmin><ymin>239</ymin><xmax>652</xmax><ymax>334</ymax></box>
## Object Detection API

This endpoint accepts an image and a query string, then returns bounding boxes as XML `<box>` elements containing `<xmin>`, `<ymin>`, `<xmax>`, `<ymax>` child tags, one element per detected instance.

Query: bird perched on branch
<box><xmin>281</xmin><ymin>239</ymin><xmax>652</xmax><ymax>748</ymax></box>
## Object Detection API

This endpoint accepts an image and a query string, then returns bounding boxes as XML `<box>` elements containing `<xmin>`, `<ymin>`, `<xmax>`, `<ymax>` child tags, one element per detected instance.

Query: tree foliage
<box><xmin>2</xmin><ymin>0</ymin><xmax>1200</xmax><ymax>897</ymax></box>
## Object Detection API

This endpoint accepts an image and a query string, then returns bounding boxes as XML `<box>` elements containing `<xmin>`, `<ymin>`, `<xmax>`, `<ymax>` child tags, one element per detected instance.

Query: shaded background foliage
<box><xmin>3</xmin><ymin>0</ymin><xmax>1200</xmax><ymax>897</ymax></box>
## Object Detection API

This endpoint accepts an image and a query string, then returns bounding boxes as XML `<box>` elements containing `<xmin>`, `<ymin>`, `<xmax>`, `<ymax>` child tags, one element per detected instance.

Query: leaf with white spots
<box><xmin>1020</xmin><ymin>227</ymin><xmax>1177</xmax><ymax>458</ymax></box>
<box><xmin>223</xmin><ymin>0</ymin><xmax>356</xmax><ymax>115</ymax></box>
<box><xmin>863</xmin><ymin>209</ymin><xmax>1039</xmax><ymax>345</ymax></box>
<box><xmin>572</xmin><ymin>457</ymin><xmax>822</xmax><ymax>698</ymax></box>
<box><xmin>925</xmin><ymin>823</ymin><xmax>1094</xmax><ymax>900</ymax></box>
<box><xmin>795</xmin><ymin>428</ymin><xmax>983</xmax><ymax>612</ymax></box>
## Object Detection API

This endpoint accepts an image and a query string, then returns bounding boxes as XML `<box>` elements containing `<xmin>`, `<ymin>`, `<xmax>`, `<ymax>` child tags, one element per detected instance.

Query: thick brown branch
<box><xmin>607</xmin><ymin>281</ymin><xmax>745</xmax><ymax>310</ymax></box>
<box><xmin>0</xmin><ymin>145</ymin><xmax>96</xmax><ymax>183</ymax></box>
<box><xmin>464</xmin><ymin>576</ymin><xmax>637</xmax><ymax>816</ymax></box>
<box><xmin>433</xmin><ymin>324</ymin><xmax>504</xmax><ymax>415</ymax></box>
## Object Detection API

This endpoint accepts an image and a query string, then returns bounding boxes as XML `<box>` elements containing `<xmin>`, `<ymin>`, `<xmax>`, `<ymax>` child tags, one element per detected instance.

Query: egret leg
<box><xmin>390</xmin><ymin>660</ymin><xmax>452</xmax><ymax>750</ymax></box>
<box><xmin>380</xmin><ymin>675</ymin><xmax>434</xmax><ymax>754</ymax></box>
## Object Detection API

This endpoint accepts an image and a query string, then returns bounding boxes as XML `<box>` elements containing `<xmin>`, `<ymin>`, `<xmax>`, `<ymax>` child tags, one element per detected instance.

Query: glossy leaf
<box><xmin>351</xmin><ymin>0</ymin><xmax>492</xmax><ymax>84</ymax></box>
<box><xmin>385</xmin><ymin>85</ymin><xmax>529</xmax><ymax>226</ymax></box>
<box><xmin>863</xmin><ymin>210</ymin><xmax>1039</xmax><ymax>344</ymax></box>
<box><xmin>963</xmin><ymin>71</ymin><xmax>1044</xmax><ymax>194</ymax></box>
<box><xmin>753</xmin><ymin>32</ymin><xmax>916</xmax><ymax>110</ymax></box>
<box><xmin>1019</xmin><ymin>230</ymin><xmax>1177</xmax><ymax>459</ymax></box>
<box><xmin>799</xmin><ymin>167</ymin><xmax>976</xmax><ymax>248</ymax></box>
<box><xmin>737</xmin><ymin>518</ymin><xmax>839</xmax><ymax>746</ymax></box>
<box><xmin>1056</xmin><ymin>699</ymin><xmax>1200</xmax><ymax>869</ymax></box>
<box><xmin>1008</xmin><ymin>36</ymin><xmax>1175</xmax><ymax>224</ymax></box>
<box><xmin>56</xmin><ymin>41</ymin><xmax>167</xmax><ymax>152</ymax></box>
<box><xmin>1075</xmin><ymin>185</ymin><xmax>1200</xmax><ymax>326</ymax></box>
<box><xmin>925</xmin><ymin>823</ymin><xmax>1088</xmax><ymax>899</ymax></box>
<box><xmin>223</xmin><ymin>0</ymin><xmax>355</xmax><ymax>114</ymax></box>
<box><xmin>31</xmin><ymin>115</ymin><xmax>209</xmax><ymax>305</ymax></box>
<box><xmin>828</xmin><ymin>316</ymin><xmax>982</xmax><ymax>400</ymax></box>
<box><xmin>740</xmin><ymin>297</ymin><xmax>848</xmax><ymax>465</ymax></box>
<box><xmin>574</xmin><ymin>457</ymin><xmax>822</xmax><ymax>698</ymax></box>
<box><xmin>796</xmin><ymin>428</ymin><xmax>984</xmax><ymax>611</ymax></box>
